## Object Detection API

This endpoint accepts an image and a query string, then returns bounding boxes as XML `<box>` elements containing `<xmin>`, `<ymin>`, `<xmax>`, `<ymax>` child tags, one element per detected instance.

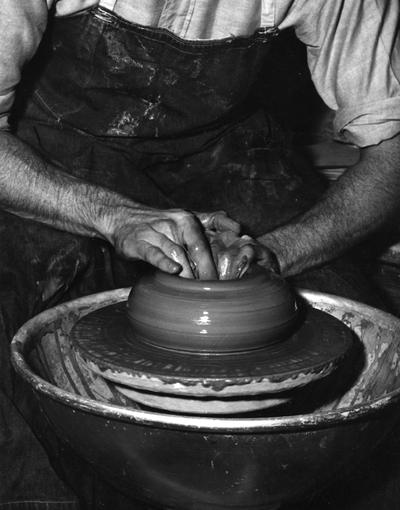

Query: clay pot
<box><xmin>126</xmin><ymin>269</ymin><xmax>298</xmax><ymax>354</ymax></box>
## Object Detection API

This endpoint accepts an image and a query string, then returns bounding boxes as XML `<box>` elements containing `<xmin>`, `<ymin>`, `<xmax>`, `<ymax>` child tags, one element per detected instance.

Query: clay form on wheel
<box><xmin>126</xmin><ymin>269</ymin><xmax>298</xmax><ymax>353</ymax></box>
<box><xmin>70</xmin><ymin>270</ymin><xmax>354</xmax><ymax>413</ymax></box>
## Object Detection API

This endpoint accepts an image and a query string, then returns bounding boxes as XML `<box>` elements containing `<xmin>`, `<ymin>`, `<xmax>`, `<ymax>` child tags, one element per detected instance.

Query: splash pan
<box><xmin>11</xmin><ymin>289</ymin><xmax>400</xmax><ymax>510</ymax></box>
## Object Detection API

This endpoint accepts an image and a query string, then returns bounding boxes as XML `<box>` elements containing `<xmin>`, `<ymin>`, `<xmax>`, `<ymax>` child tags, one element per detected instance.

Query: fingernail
<box><xmin>170</xmin><ymin>262</ymin><xmax>182</xmax><ymax>273</ymax></box>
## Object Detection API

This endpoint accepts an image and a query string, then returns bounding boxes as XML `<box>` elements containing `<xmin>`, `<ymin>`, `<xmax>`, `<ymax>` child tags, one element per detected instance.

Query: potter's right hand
<box><xmin>207</xmin><ymin>230</ymin><xmax>280</xmax><ymax>279</ymax></box>
<box><xmin>103</xmin><ymin>206</ymin><xmax>220</xmax><ymax>279</ymax></box>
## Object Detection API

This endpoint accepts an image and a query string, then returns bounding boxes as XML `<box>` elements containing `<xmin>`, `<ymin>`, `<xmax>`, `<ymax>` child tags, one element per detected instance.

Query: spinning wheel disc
<box><xmin>71</xmin><ymin>303</ymin><xmax>354</xmax><ymax>397</ymax></box>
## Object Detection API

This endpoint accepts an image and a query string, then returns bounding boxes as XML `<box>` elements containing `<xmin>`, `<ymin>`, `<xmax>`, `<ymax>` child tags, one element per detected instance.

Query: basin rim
<box><xmin>11</xmin><ymin>288</ymin><xmax>400</xmax><ymax>434</ymax></box>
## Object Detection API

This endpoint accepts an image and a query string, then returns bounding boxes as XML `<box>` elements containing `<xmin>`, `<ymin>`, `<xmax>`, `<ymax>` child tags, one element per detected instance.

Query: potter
<box><xmin>0</xmin><ymin>1</ymin><xmax>400</xmax><ymax>509</ymax></box>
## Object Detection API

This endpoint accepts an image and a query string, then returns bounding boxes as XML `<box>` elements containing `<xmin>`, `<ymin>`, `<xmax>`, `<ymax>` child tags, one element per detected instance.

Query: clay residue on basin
<box><xmin>18</xmin><ymin>288</ymin><xmax>400</xmax><ymax>420</ymax></box>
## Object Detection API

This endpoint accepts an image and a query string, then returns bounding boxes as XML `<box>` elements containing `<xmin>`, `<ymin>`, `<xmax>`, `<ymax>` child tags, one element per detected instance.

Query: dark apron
<box><xmin>0</xmin><ymin>6</ymin><xmax>385</xmax><ymax>509</ymax></box>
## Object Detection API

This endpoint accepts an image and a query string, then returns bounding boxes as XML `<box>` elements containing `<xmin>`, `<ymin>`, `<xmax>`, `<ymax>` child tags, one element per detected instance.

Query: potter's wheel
<box><xmin>70</xmin><ymin>271</ymin><xmax>354</xmax><ymax>415</ymax></box>
<box><xmin>12</xmin><ymin>287</ymin><xmax>400</xmax><ymax>509</ymax></box>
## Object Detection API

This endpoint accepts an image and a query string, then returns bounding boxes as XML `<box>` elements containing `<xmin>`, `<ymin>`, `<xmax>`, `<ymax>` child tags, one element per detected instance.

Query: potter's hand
<box><xmin>207</xmin><ymin>230</ymin><xmax>280</xmax><ymax>280</ymax></box>
<box><xmin>196</xmin><ymin>210</ymin><xmax>240</xmax><ymax>236</ymax></box>
<box><xmin>0</xmin><ymin>129</ymin><xmax>241</xmax><ymax>279</ymax></box>
<box><xmin>108</xmin><ymin>207</ymin><xmax>239</xmax><ymax>279</ymax></box>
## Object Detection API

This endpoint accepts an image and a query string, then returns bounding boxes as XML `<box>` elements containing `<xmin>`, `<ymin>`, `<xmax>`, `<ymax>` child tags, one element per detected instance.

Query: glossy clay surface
<box><xmin>127</xmin><ymin>269</ymin><xmax>298</xmax><ymax>353</ymax></box>
<box><xmin>72</xmin><ymin>304</ymin><xmax>353</xmax><ymax>397</ymax></box>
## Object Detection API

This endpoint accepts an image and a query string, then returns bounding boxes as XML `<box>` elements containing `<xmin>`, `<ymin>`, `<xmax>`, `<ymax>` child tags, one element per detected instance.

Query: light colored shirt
<box><xmin>1</xmin><ymin>0</ymin><xmax>400</xmax><ymax>147</ymax></box>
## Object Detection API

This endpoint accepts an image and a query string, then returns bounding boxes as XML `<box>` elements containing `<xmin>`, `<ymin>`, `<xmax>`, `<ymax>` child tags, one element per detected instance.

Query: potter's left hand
<box><xmin>206</xmin><ymin>230</ymin><xmax>279</xmax><ymax>280</ymax></box>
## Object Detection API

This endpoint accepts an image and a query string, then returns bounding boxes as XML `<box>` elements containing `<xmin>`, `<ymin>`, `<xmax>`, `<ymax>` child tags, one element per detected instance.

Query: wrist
<box><xmin>258</xmin><ymin>226</ymin><xmax>305</xmax><ymax>277</ymax></box>
<box><xmin>258</xmin><ymin>232</ymin><xmax>287</xmax><ymax>275</ymax></box>
<box><xmin>90</xmin><ymin>194</ymin><xmax>143</xmax><ymax>245</ymax></box>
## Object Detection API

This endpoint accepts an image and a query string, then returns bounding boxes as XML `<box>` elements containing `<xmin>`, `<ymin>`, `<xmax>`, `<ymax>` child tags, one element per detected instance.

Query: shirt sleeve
<box><xmin>0</xmin><ymin>0</ymin><xmax>50</xmax><ymax>130</ymax></box>
<box><xmin>279</xmin><ymin>0</ymin><xmax>400</xmax><ymax>147</ymax></box>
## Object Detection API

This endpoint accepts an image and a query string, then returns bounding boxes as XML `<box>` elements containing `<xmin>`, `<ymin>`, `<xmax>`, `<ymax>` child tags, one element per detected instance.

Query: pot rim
<box><xmin>11</xmin><ymin>288</ymin><xmax>400</xmax><ymax>433</ymax></box>
<box><xmin>142</xmin><ymin>269</ymin><xmax>283</xmax><ymax>293</ymax></box>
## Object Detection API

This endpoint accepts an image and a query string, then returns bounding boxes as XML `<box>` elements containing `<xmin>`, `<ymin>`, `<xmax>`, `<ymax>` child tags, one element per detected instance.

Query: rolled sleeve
<box><xmin>335</xmin><ymin>97</ymin><xmax>400</xmax><ymax>147</ymax></box>
<box><xmin>0</xmin><ymin>0</ymin><xmax>49</xmax><ymax>130</ymax></box>
<box><xmin>284</xmin><ymin>0</ymin><xmax>400</xmax><ymax>147</ymax></box>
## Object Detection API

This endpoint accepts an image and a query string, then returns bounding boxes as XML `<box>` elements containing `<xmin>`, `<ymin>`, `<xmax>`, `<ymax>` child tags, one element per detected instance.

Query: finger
<box><xmin>236</xmin><ymin>255</ymin><xmax>250</xmax><ymax>279</ymax></box>
<box><xmin>215</xmin><ymin>234</ymin><xmax>256</xmax><ymax>279</ymax></box>
<box><xmin>135</xmin><ymin>241</ymin><xmax>182</xmax><ymax>274</ymax></box>
<box><xmin>216</xmin><ymin>230</ymin><xmax>242</xmax><ymax>247</ymax></box>
<box><xmin>217</xmin><ymin>252</ymin><xmax>232</xmax><ymax>280</ymax></box>
<box><xmin>198</xmin><ymin>211</ymin><xmax>241</xmax><ymax>234</ymax></box>
<box><xmin>205</xmin><ymin>231</ymin><xmax>223</xmax><ymax>268</ymax></box>
<box><xmin>132</xmin><ymin>231</ymin><xmax>194</xmax><ymax>278</ymax></box>
<box><xmin>148</xmin><ymin>233</ymin><xmax>195</xmax><ymax>278</ymax></box>
<box><xmin>148</xmin><ymin>217</ymin><xmax>199</xmax><ymax>278</ymax></box>
<box><xmin>180</xmin><ymin>217</ymin><xmax>218</xmax><ymax>280</ymax></box>
<box><xmin>207</xmin><ymin>231</ymin><xmax>254</xmax><ymax>278</ymax></box>
<box><xmin>218</xmin><ymin>244</ymin><xmax>257</xmax><ymax>280</ymax></box>
<box><xmin>213</xmin><ymin>214</ymin><xmax>241</xmax><ymax>234</ymax></box>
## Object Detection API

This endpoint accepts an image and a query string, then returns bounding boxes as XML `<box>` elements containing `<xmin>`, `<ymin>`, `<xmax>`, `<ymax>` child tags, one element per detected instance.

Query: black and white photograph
<box><xmin>1</xmin><ymin>1</ymin><xmax>400</xmax><ymax>509</ymax></box>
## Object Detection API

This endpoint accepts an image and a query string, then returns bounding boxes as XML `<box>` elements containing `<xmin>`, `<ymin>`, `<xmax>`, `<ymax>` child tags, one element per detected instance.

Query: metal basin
<box><xmin>11</xmin><ymin>289</ymin><xmax>400</xmax><ymax>509</ymax></box>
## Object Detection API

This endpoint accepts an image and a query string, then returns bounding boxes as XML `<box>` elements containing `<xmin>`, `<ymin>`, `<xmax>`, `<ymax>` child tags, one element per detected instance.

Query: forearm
<box><xmin>259</xmin><ymin>134</ymin><xmax>400</xmax><ymax>276</ymax></box>
<box><xmin>0</xmin><ymin>131</ymin><xmax>136</xmax><ymax>240</ymax></box>
<box><xmin>0</xmin><ymin>131</ymin><xmax>231</xmax><ymax>278</ymax></box>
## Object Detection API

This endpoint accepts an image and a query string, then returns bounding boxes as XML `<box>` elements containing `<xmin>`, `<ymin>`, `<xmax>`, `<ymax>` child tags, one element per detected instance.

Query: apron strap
<box><xmin>261</xmin><ymin>0</ymin><xmax>276</xmax><ymax>27</ymax></box>
<box><xmin>98</xmin><ymin>0</ymin><xmax>118</xmax><ymax>10</ymax></box>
